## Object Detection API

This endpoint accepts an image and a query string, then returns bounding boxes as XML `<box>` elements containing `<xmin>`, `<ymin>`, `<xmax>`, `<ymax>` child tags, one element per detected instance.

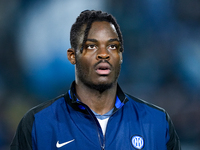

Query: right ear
<box><xmin>67</xmin><ymin>48</ymin><xmax>76</xmax><ymax>65</ymax></box>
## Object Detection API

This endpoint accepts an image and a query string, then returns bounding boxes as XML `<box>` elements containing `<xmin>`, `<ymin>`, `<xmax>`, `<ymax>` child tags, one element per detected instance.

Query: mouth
<box><xmin>95</xmin><ymin>63</ymin><xmax>111</xmax><ymax>75</ymax></box>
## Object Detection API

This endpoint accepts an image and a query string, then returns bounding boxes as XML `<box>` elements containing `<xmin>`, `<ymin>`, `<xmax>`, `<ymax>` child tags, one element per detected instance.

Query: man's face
<box><xmin>75</xmin><ymin>21</ymin><xmax>123</xmax><ymax>92</ymax></box>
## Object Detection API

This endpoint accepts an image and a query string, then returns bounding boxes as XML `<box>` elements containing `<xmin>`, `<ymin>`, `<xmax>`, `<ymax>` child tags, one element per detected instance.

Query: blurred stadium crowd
<box><xmin>0</xmin><ymin>0</ymin><xmax>200</xmax><ymax>149</ymax></box>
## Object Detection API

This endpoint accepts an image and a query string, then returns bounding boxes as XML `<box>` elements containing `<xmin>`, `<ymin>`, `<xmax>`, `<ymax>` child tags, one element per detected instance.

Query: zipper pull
<box><xmin>101</xmin><ymin>145</ymin><xmax>105</xmax><ymax>150</ymax></box>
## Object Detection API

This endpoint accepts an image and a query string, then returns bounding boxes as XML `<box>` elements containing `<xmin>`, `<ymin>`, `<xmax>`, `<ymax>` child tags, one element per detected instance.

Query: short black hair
<box><xmin>70</xmin><ymin>10</ymin><xmax>124</xmax><ymax>52</ymax></box>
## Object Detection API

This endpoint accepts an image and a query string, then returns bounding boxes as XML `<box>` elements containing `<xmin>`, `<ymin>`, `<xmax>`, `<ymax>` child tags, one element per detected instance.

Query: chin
<box><xmin>90</xmin><ymin>83</ymin><xmax>113</xmax><ymax>93</ymax></box>
<box><xmin>82</xmin><ymin>78</ymin><xmax>114</xmax><ymax>93</ymax></box>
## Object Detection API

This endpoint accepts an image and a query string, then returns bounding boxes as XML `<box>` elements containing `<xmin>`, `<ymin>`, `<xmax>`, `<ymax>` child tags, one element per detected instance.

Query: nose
<box><xmin>96</xmin><ymin>47</ymin><xmax>110</xmax><ymax>60</ymax></box>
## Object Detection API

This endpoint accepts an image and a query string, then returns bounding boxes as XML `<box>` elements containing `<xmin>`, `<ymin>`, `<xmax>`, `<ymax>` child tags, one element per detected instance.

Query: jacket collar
<box><xmin>64</xmin><ymin>81</ymin><xmax>129</xmax><ymax>114</ymax></box>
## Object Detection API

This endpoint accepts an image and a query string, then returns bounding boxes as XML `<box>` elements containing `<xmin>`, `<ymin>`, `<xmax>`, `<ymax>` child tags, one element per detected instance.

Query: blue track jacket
<box><xmin>10</xmin><ymin>81</ymin><xmax>180</xmax><ymax>150</ymax></box>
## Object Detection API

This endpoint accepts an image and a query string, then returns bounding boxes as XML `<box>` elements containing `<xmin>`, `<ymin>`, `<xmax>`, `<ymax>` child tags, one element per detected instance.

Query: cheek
<box><xmin>112</xmin><ymin>53</ymin><xmax>122</xmax><ymax>65</ymax></box>
<box><xmin>77</xmin><ymin>56</ymin><xmax>92</xmax><ymax>71</ymax></box>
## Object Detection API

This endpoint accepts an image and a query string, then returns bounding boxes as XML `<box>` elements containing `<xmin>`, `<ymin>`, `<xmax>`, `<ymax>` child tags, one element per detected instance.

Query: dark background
<box><xmin>0</xmin><ymin>0</ymin><xmax>200</xmax><ymax>149</ymax></box>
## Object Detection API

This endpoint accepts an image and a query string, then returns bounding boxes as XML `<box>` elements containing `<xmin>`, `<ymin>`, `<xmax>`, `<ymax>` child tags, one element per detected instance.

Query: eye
<box><xmin>86</xmin><ymin>44</ymin><xmax>97</xmax><ymax>50</ymax></box>
<box><xmin>108</xmin><ymin>44</ymin><xmax>118</xmax><ymax>50</ymax></box>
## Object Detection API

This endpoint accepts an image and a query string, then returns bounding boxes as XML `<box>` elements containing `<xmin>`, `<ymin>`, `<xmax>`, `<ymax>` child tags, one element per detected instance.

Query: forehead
<box><xmin>87</xmin><ymin>21</ymin><xmax>118</xmax><ymax>39</ymax></box>
<box><xmin>76</xmin><ymin>21</ymin><xmax>119</xmax><ymax>50</ymax></box>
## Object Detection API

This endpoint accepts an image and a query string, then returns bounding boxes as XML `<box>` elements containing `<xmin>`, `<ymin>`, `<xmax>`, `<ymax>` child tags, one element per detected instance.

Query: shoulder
<box><xmin>15</xmin><ymin>94</ymin><xmax>66</xmax><ymax>138</ymax></box>
<box><xmin>124</xmin><ymin>93</ymin><xmax>181</xmax><ymax>149</ymax></box>
<box><xmin>10</xmin><ymin>94</ymin><xmax>67</xmax><ymax>149</ymax></box>
<box><xmin>124</xmin><ymin>93</ymin><xmax>169</xmax><ymax>121</ymax></box>
<box><xmin>21</xmin><ymin>94</ymin><xmax>66</xmax><ymax>125</ymax></box>
<box><xmin>125</xmin><ymin>93</ymin><xmax>165</xmax><ymax>112</ymax></box>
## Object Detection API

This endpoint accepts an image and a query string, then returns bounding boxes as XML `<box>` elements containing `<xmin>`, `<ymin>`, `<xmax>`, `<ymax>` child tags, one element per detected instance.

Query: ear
<box><xmin>120</xmin><ymin>59</ymin><xmax>123</xmax><ymax>64</ymax></box>
<box><xmin>120</xmin><ymin>53</ymin><xmax>123</xmax><ymax>64</ymax></box>
<box><xmin>67</xmin><ymin>48</ymin><xmax>76</xmax><ymax>65</ymax></box>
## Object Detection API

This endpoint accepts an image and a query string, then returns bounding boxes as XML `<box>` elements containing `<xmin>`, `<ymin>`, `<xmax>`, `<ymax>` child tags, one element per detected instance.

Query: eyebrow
<box><xmin>86</xmin><ymin>39</ymin><xmax>98</xmax><ymax>42</ymax></box>
<box><xmin>108</xmin><ymin>38</ymin><xmax>120</xmax><ymax>42</ymax></box>
<box><xmin>86</xmin><ymin>38</ymin><xmax>120</xmax><ymax>43</ymax></box>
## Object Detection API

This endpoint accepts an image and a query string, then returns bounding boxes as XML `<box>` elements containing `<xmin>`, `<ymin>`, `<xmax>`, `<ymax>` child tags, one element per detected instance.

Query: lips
<box><xmin>95</xmin><ymin>63</ymin><xmax>111</xmax><ymax>75</ymax></box>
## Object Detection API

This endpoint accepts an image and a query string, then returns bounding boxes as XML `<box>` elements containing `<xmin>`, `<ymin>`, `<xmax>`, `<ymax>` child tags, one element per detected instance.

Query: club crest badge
<box><xmin>131</xmin><ymin>135</ymin><xmax>144</xmax><ymax>149</ymax></box>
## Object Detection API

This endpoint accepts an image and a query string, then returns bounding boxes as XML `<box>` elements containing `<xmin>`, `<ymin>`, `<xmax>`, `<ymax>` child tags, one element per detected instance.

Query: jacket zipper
<box><xmin>85</xmin><ymin>106</ymin><xmax>104</xmax><ymax>149</ymax></box>
<box><xmin>76</xmin><ymin>97</ymin><xmax>127</xmax><ymax>150</ymax></box>
<box><xmin>102</xmin><ymin>97</ymin><xmax>127</xmax><ymax>150</ymax></box>
<box><xmin>76</xmin><ymin>101</ymin><xmax>104</xmax><ymax>149</ymax></box>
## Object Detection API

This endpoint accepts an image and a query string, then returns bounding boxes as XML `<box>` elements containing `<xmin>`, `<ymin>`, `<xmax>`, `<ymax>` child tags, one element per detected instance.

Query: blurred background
<box><xmin>0</xmin><ymin>0</ymin><xmax>200</xmax><ymax>149</ymax></box>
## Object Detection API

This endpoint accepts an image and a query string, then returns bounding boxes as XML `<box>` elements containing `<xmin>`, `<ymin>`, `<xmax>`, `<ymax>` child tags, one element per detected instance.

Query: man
<box><xmin>10</xmin><ymin>10</ymin><xmax>180</xmax><ymax>150</ymax></box>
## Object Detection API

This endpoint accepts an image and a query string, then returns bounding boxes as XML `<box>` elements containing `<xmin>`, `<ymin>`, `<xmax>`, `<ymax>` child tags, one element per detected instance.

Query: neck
<box><xmin>75</xmin><ymin>81</ymin><xmax>117</xmax><ymax>115</ymax></box>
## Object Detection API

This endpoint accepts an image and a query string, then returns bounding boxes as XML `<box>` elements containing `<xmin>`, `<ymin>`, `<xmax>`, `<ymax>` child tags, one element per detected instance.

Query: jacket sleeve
<box><xmin>10</xmin><ymin>111</ymin><xmax>35</xmax><ymax>150</ymax></box>
<box><xmin>166</xmin><ymin>112</ymin><xmax>181</xmax><ymax>150</ymax></box>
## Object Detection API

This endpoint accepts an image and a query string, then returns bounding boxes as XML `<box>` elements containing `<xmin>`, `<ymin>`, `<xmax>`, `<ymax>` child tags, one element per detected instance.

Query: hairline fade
<box><xmin>70</xmin><ymin>10</ymin><xmax>124</xmax><ymax>53</ymax></box>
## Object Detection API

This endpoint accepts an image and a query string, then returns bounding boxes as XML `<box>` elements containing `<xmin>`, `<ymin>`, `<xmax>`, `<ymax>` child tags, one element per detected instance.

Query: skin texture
<box><xmin>67</xmin><ymin>21</ymin><xmax>123</xmax><ymax>115</ymax></box>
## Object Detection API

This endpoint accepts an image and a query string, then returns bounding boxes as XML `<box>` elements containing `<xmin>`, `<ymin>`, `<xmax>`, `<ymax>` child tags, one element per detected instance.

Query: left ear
<box><xmin>120</xmin><ymin>53</ymin><xmax>123</xmax><ymax>64</ymax></box>
<box><xmin>67</xmin><ymin>48</ymin><xmax>76</xmax><ymax>65</ymax></box>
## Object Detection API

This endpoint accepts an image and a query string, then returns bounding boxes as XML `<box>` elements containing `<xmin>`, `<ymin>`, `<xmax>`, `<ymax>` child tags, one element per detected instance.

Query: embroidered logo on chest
<box><xmin>131</xmin><ymin>135</ymin><xmax>144</xmax><ymax>149</ymax></box>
